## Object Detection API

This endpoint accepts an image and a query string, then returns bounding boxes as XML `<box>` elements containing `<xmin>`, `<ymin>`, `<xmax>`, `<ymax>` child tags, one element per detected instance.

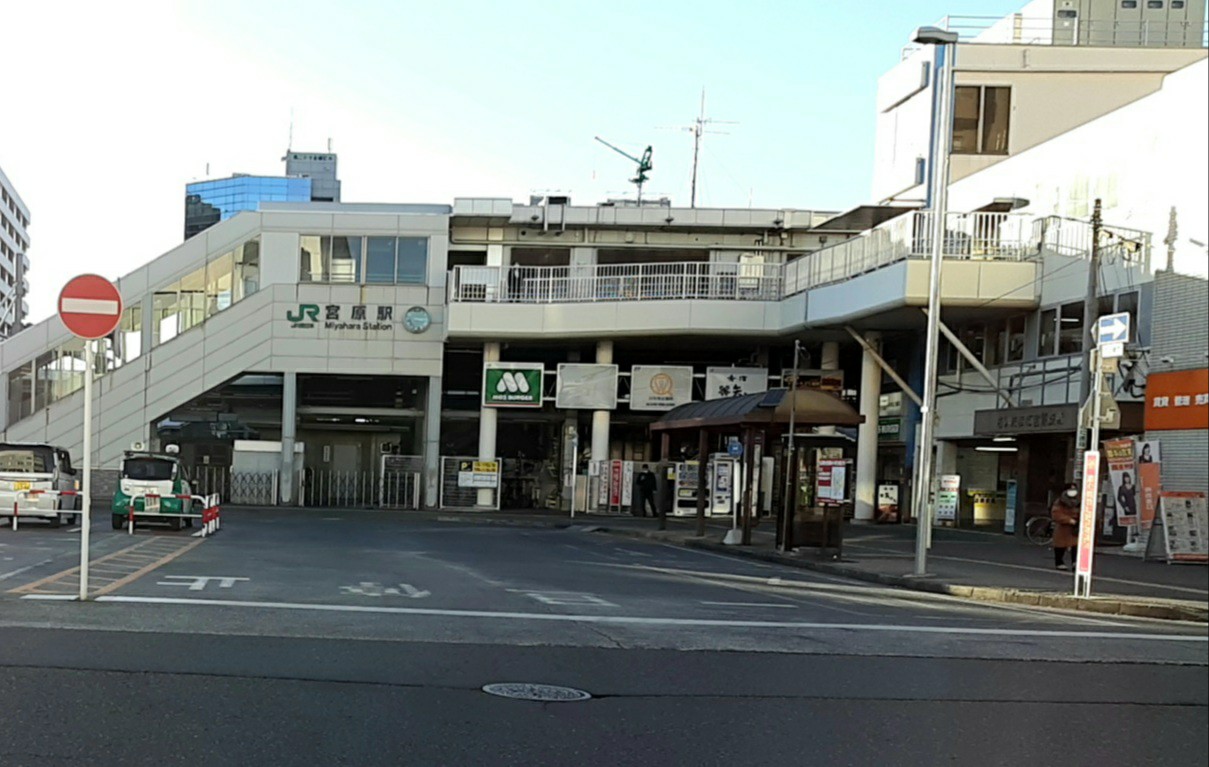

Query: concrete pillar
<box><xmin>854</xmin><ymin>332</ymin><xmax>880</xmax><ymax>522</ymax></box>
<box><xmin>818</xmin><ymin>341</ymin><xmax>841</xmax><ymax>436</ymax></box>
<box><xmin>280</xmin><ymin>372</ymin><xmax>297</xmax><ymax>505</ymax></box>
<box><xmin>423</xmin><ymin>376</ymin><xmax>442</xmax><ymax>508</ymax></box>
<box><xmin>935</xmin><ymin>439</ymin><xmax>957</xmax><ymax>477</ymax></box>
<box><xmin>477</xmin><ymin>342</ymin><xmax>500</xmax><ymax>507</ymax></box>
<box><xmin>590</xmin><ymin>340</ymin><xmax>613</xmax><ymax>463</ymax></box>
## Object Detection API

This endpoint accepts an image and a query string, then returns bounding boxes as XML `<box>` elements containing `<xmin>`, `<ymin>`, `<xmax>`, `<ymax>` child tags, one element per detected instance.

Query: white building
<box><xmin>0</xmin><ymin>163</ymin><xmax>31</xmax><ymax>337</ymax></box>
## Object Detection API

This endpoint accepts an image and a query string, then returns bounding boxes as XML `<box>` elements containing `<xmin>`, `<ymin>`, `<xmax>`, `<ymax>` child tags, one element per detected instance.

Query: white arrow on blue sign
<box><xmin>1096</xmin><ymin>313</ymin><xmax>1130</xmax><ymax>345</ymax></box>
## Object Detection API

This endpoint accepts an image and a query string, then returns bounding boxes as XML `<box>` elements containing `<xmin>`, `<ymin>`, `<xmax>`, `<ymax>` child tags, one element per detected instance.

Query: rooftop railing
<box><xmin>902</xmin><ymin>15</ymin><xmax>1207</xmax><ymax>57</ymax></box>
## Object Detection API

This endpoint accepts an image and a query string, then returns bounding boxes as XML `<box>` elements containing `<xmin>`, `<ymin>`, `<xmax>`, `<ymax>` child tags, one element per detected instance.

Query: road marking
<box><xmin>8</xmin><ymin>538</ymin><xmax>198</xmax><ymax>595</ymax></box>
<box><xmin>339</xmin><ymin>582</ymin><xmax>430</xmax><ymax>598</ymax></box>
<box><xmin>0</xmin><ymin>558</ymin><xmax>55</xmax><ymax>581</ymax></box>
<box><xmin>700</xmin><ymin>601</ymin><xmax>796</xmax><ymax>609</ymax></box>
<box><xmin>506</xmin><ymin>589</ymin><xmax>618</xmax><ymax>607</ymax></box>
<box><xmin>39</xmin><ymin>595</ymin><xmax>1207</xmax><ymax>643</ymax></box>
<box><xmin>156</xmin><ymin>575</ymin><xmax>249</xmax><ymax>591</ymax></box>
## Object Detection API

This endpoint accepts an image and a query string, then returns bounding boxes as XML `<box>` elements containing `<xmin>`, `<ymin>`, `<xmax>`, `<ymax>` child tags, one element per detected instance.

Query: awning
<box><xmin>651</xmin><ymin>388</ymin><xmax>864</xmax><ymax>432</ymax></box>
<box><xmin>811</xmin><ymin>205</ymin><xmax>917</xmax><ymax>233</ymax></box>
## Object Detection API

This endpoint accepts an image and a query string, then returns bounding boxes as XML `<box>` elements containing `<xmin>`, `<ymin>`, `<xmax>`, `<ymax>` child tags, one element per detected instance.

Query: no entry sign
<box><xmin>58</xmin><ymin>274</ymin><xmax>123</xmax><ymax>339</ymax></box>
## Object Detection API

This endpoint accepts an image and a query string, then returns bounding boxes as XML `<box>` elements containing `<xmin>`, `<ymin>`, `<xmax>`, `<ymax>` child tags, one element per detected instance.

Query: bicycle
<box><xmin>1025</xmin><ymin>514</ymin><xmax>1053</xmax><ymax>546</ymax></box>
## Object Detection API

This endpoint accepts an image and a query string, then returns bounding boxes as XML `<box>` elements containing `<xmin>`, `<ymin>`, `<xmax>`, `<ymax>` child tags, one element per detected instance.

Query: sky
<box><xmin>1</xmin><ymin>0</ymin><xmax>1021</xmax><ymax>322</ymax></box>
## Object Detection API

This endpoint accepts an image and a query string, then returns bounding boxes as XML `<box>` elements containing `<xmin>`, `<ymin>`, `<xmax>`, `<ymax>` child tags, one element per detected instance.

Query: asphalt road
<box><xmin>1</xmin><ymin>509</ymin><xmax>1206</xmax><ymax>765</ymax></box>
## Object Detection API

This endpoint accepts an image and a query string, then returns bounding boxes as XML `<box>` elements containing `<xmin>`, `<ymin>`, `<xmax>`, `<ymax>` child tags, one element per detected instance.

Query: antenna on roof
<box><xmin>288</xmin><ymin>107</ymin><xmax>295</xmax><ymax>152</ymax></box>
<box><xmin>658</xmin><ymin>88</ymin><xmax>737</xmax><ymax>208</ymax></box>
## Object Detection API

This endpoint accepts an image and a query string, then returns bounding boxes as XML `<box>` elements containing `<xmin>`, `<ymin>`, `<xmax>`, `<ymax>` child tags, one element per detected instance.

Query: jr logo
<box><xmin>287</xmin><ymin>304</ymin><xmax>320</xmax><ymax>326</ymax></box>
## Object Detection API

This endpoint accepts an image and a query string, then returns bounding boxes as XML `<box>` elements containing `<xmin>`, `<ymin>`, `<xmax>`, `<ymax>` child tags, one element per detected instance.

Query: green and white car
<box><xmin>112</xmin><ymin>449</ymin><xmax>198</xmax><ymax>530</ymax></box>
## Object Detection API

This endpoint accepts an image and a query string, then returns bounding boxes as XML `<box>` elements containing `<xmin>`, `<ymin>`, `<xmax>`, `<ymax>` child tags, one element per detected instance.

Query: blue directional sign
<box><xmin>727</xmin><ymin>440</ymin><xmax>743</xmax><ymax>458</ymax></box>
<box><xmin>1096</xmin><ymin>312</ymin><xmax>1130</xmax><ymax>345</ymax></box>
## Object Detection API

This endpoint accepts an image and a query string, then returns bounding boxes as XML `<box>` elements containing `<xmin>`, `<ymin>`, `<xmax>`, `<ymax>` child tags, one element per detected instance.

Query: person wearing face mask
<box><xmin>1050</xmin><ymin>483</ymin><xmax>1081</xmax><ymax>570</ymax></box>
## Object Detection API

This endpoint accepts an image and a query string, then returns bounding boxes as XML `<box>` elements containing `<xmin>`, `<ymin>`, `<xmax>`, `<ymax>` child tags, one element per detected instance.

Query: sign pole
<box><xmin>79</xmin><ymin>339</ymin><xmax>93</xmax><ymax>601</ymax></box>
<box><xmin>1075</xmin><ymin>347</ymin><xmax>1104</xmax><ymax>598</ymax></box>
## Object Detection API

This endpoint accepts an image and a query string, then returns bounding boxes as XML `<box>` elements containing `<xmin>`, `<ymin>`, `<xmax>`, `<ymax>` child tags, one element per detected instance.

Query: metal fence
<box><xmin>302</xmin><ymin>469</ymin><xmax>422</xmax><ymax>509</ymax></box>
<box><xmin>449</xmin><ymin>261</ymin><xmax>783</xmax><ymax>304</ymax></box>
<box><xmin>902</xmin><ymin>16</ymin><xmax>1207</xmax><ymax>55</ymax></box>
<box><xmin>784</xmin><ymin>211</ymin><xmax>1035</xmax><ymax>295</ymax></box>
<box><xmin>1032</xmin><ymin>216</ymin><xmax>1151</xmax><ymax>269</ymax></box>
<box><xmin>192</xmin><ymin>466</ymin><xmax>277</xmax><ymax>505</ymax></box>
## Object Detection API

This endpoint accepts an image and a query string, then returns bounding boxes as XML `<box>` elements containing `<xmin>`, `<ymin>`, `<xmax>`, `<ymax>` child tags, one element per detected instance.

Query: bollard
<box><xmin>128</xmin><ymin>505</ymin><xmax>135</xmax><ymax>536</ymax></box>
<box><xmin>11</xmin><ymin>500</ymin><xmax>17</xmax><ymax>531</ymax></box>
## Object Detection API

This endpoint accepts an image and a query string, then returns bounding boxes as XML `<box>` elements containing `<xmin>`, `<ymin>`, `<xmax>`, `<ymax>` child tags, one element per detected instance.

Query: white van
<box><xmin>0</xmin><ymin>443</ymin><xmax>83</xmax><ymax>527</ymax></box>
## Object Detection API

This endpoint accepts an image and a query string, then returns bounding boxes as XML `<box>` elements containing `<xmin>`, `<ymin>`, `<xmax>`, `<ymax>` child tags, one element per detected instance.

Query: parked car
<box><xmin>112</xmin><ymin>447</ymin><xmax>198</xmax><ymax>530</ymax></box>
<box><xmin>0</xmin><ymin>442</ymin><xmax>82</xmax><ymax>527</ymax></box>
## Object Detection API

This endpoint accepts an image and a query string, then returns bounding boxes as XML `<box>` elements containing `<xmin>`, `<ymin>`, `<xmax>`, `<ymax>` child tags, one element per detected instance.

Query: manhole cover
<box><xmin>482</xmin><ymin>683</ymin><xmax>592</xmax><ymax>702</ymax></box>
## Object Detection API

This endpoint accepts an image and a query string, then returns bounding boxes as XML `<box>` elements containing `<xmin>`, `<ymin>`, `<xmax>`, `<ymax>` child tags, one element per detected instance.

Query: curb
<box><xmin>595</xmin><ymin>525</ymin><xmax>1209</xmax><ymax>624</ymax></box>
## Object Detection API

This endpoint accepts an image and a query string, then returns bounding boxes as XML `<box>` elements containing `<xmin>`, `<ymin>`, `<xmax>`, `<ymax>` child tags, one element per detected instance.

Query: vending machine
<box><xmin>708</xmin><ymin>454</ymin><xmax>739</xmax><ymax>517</ymax></box>
<box><xmin>672</xmin><ymin>461</ymin><xmax>700</xmax><ymax>516</ymax></box>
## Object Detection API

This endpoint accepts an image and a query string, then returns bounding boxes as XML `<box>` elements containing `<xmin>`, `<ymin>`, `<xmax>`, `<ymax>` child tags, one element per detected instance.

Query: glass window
<box><xmin>953</xmin><ymin>86</ymin><xmax>1010</xmax><ymax>155</ymax></box>
<box><xmin>0</xmin><ymin>444</ymin><xmax>55</xmax><ymax>473</ymax></box>
<box><xmin>178</xmin><ymin>266</ymin><xmax>207</xmax><ymax>333</ymax></box>
<box><xmin>7</xmin><ymin>363</ymin><xmax>34</xmax><ymax>425</ymax></box>
<box><xmin>1171</xmin><ymin>0</ymin><xmax>1185</xmax><ymax>7</ymax></box>
<box><xmin>299</xmin><ymin>235</ymin><xmax>325</xmax><ymax>282</ymax></box>
<box><xmin>1038</xmin><ymin>309</ymin><xmax>1057</xmax><ymax>357</ymax></box>
<box><xmin>987</xmin><ymin>320</ymin><xmax>1005</xmax><ymax>367</ymax></box>
<box><xmin>1117</xmin><ymin>291</ymin><xmax>1139</xmax><ymax>340</ymax></box>
<box><xmin>981</xmin><ymin>87</ymin><xmax>1010</xmax><ymax>154</ymax></box>
<box><xmin>34</xmin><ymin>351</ymin><xmax>55</xmax><ymax>412</ymax></box>
<box><xmin>1098</xmin><ymin>295</ymin><xmax>1115</xmax><ymax>317</ymax></box>
<box><xmin>234</xmin><ymin>238</ymin><xmax>260</xmax><ymax>301</ymax></box>
<box><xmin>330</xmin><ymin>236</ymin><xmax>362</xmax><ymax>283</ymax></box>
<box><xmin>1147</xmin><ymin>0</ymin><xmax>1163</xmax><ymax>7</ymax></box>
<box><xmin>396</xmin><ymin>237</ymin><xmax>428</xmax><ymax>283</ymax></box>
<box><xmin>953</xmin><ymin>87</ymin><xmax>981</xmax><ymax>154</ymax></box>
<box><xmin>1058</xmin><ymin>302</ymin><xmax>1084</xmax><ymax>355</ymax></box>
<box><xmin>938</xmin><ymin>337</ymin><xmax>957</xmax><ymax>375</ymax></box>
<box><xmin>366</xmin><ymin>237</ymin><xmax>397</xmax><ymax>284</ymax></box>
<box><xmin>206</xmin><ymin>251</ymin><xmax>235</xmax><ymax>314</ymax></box>
<box><xmin>1121</xmin><ymin>1</ymin><xmax>1138</xmax><ymax>7</ymax></box>
<box><xmin>959</xmin><ymin>324</ymin><xmax>986</xmax><ymax>370</ymax></box>
<box><xmin>1006</xmin><ymin>316</ymin><xmax>1026</xmax><ymax>362</ymax></box>
<box><xmin>52</xmin><ymin>339</ymin><xmax>87</xmax><ymax>402</ymax></box>
<box><xmin>153</xmin><ymin>286</ymin><xmax>181</xmax><ymax>346</ymax></box>
<box><xmin>119</xmin><ymin>305</ymin><xmax>142</xmax><ymax>363</ymax></box>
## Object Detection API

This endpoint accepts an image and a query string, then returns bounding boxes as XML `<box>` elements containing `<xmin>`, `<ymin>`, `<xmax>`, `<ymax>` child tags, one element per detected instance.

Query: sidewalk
<box><xmin>584</xmin><ymin>514</ymin><xmax>1208</xmax><ymax>623</ymax></box>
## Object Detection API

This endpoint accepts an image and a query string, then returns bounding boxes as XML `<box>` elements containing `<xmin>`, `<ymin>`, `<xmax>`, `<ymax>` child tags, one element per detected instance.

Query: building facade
<box><xmin>184</xmin><ymin>150</ymin><xmax>342</xmax><ymax>240</ymax></box>
<box><xmin>1</xmin><ymin>164</ymin><xmax>31</xmax><ymax>338</ymax></box>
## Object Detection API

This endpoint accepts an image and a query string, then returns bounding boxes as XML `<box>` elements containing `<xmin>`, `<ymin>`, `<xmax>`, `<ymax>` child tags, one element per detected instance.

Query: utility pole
<box><xmin>1077</xmin><ymin>199</ymin><xmax>1103</xmax><ymax>463</ymax></box>
<box><xmin>780</xmin><ymin>340</ymin><xmax>801</xmax><ymax>552</ymax></box>
<box><xmin>661</xmin><ymin>90</ymin><xmax>735</xmax><ymax>208</ymax></box>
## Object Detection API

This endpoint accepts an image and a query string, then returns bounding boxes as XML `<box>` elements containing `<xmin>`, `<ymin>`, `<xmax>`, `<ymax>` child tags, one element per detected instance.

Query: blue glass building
<box><xmin>184</xmin><ymin>175</ymin><xmax>313</xmax><ymax>240</ymax></box>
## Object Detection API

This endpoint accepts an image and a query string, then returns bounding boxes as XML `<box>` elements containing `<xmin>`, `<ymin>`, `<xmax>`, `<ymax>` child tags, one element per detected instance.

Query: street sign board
<box><xmin>1096</xmin><ymin>313</ymin><xmax>1130</xmax><ymax>346</ymax></box>
<box><xmin>58</xmin><ymin>274</ymin><xmax>123</xmax><ymax>339</ymax></box>
<box><xmin>1075</xmin><ymin>449</ymin><xmax>1100</xmax><ymax>597</ymax></box>
<box><xmin>727</xmin><ymin>440</ymin><xmax>743</xmax><ymax>458</ymax></box>
<box><xmin>457</xmin><ymin>460</ymin><xmax>499</xmax><ymax>488</ymax></box>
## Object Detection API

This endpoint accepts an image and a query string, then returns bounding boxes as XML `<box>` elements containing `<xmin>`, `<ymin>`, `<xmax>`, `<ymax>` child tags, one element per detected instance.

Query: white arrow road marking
<box><xmin>156</xmin><ymin>575</ymin><xmax>249</xmax><ymax>591</ymax></box>
<box><xmin>340</xmin><ymin>582</ymin><xmax>430</xmax><ymax>598</ymax></box>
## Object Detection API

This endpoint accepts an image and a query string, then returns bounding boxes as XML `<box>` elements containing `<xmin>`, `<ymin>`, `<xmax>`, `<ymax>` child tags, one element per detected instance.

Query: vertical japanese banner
<box><xmin>609</xmin><ymin>461</ymin><xmax>623</xmax><ymax>507</ymax></box>
<box><xmin>1076</xmin><ymin>450</ymin><xmax>1101</xmax><ymax>586</ymax></box>
<box><xmin>1102</xmin><ymin>438</ymin><xmax>1137</xmax><ymax>527</ymax></box>
<box><xmin>1135</xmin><ymin>440</ymin><xmax>1162</xmax><ymax>532</ymax></box>
<box><xmin>621</xmin><ymin>462</ymin><xmax>635</xmax><ymax>507</ymax></box>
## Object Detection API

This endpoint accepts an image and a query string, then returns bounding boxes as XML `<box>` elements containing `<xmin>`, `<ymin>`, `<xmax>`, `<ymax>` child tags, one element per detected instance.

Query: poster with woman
<box><xmin>1102</xmin><ymin>438</ymin><xmax>1137</xmax><ymax>527</ymax></box>
<box><xmin>1135</xmin><ymin>440</ymin><xmax>1162</xmax><ymax>531</ymax></box>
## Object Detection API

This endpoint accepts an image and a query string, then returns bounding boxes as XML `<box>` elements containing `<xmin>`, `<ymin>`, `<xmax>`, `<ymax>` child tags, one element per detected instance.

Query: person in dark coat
<box><xmin>1051</xmin><ymin>483</ymin><xmax>1081</xmax><ymax>570</ymax></box>
<box><xmin>635</xmin><ymin>464</ymin><xmax>659</xmax><ymax>518</ymax></box>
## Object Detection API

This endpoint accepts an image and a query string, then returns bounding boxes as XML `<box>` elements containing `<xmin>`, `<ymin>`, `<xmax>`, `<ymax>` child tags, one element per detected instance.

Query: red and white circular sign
<box><xmin>58</xmin><ymin>274</ymin><xmax>123</xmax><ymax>339</ymax></box>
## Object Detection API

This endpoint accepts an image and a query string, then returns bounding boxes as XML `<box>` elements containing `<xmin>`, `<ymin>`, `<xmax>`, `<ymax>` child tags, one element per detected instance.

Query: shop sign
<box><xmin>973</xmin><ymin>405</ymin><xmax>1076</xmax><ymax>435</ymax></box>
<box><xmin>483</xmin><ymin>363</ymin><xmax>544</xmax><ymax>408</ymax></box>
<box><xmin>556</xmin><ymin>364</ymin><xmax>619</xmax><ymax>410</ymax></box>
<box><xmin>1075</xmin><ymin>450</ymin><xmax>1101</xmax><ymax>592</ymax></box>
<box><xmin>879</xmin><ymin>391</ymin><xmax>903</xmax><ymax>417</ymax></box>
<box><xmin>1157</xmin><ymin>492</ymin><xmax>1208</xmax><ymax>563</ymax></box>
<box><xmin>457</xmin><ymin>460</ymin><xmax>499</xmax><ymax>489</ymax></box>
<box><xmin>877</xmin><ymin>417</ymin><xmax>901</xmax><ymax>441</ymax></box>
<box><xmin>705</xmin><ymin>367</ymin><xmax>768</xmax><ymax>400</ymax></box>
<box><xmin>1144</xmin><ymin>369</ymin><xmax>1209</xmax><ymax>431</ymax></box>
<box><xmin>630</xmin><ymin>366</ymin><xmax>694</xmax><ymax>411</ymax></box>
<box><xmin>935</xmin><ymin>475</ymin><xmax>960</xmax><ymax>521</ymax></box>
<box><xmin>286</xmin><ymin>303</ymin><xmax>396</xmax><ymax>331</ymax></box>
<box><xmin>1103</xmin><ymin>438</ymin><xmax>1139</xmax><ymax>527</ymax></box>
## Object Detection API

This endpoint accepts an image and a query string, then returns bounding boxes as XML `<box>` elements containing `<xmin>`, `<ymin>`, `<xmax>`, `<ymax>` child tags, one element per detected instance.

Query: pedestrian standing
<box><xmin>636</xmin><ymin>464</ymin><xmax>659</xmax><ymax>518</ymax></box>
<box><xmin>1051</xmin><ymin>483</ymin><xmax>1081</xmax><ymax>570</ymax></box>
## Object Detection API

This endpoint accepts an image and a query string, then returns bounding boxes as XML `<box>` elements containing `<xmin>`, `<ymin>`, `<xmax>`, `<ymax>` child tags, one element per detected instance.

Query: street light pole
<box><xmin>912</xmin><ymin>26</ymin><xmax>959</xmax><ymax>577</ymax></box>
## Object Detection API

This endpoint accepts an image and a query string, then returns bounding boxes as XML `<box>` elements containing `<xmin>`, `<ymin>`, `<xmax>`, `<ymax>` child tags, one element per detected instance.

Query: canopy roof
<box><xmin>650</xmin><ymin>388</ymin><xmax>864</xmax><ymax>432</ymax></box>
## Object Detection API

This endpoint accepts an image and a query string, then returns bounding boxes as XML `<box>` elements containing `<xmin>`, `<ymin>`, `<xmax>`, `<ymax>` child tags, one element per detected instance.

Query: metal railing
<box><xmin>193</xmin><ymin>467</ymin><xmax>279</xmax><ymax>506</ymax></box>
<box><xmin>902</xmin><ymin>15</ymin><xmax>1207</xmax><ymax>56</ymax></box>
<box><xmin>784</xmin><ymin>211</ymin><xmax>1035</xmax><ymax>295</ymax></box>
<box><xmin>449</xmin><ymin>261</ymin><xmax>784</xmax><ymax>304</ymax></box>
<box><xmin>1032</xmin><ymin>216</ymin><xmax>1152</xmax><ymax>269</ymax></box>
<box><xmin>302</xmin><ymin>469</ymin><xmax>421</xmax><ymax>509</ymax></box>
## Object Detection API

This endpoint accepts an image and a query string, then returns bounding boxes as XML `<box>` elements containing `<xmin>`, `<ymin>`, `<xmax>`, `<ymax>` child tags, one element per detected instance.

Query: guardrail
<box><xmin>6</xmin><ymin>489</ymin><xmax>81</xmax><ymax>530</ymax></box>
<box><xmin>449</xmin><ymin>261</ymin><xmax>783</xmax><ymax>304</ymax></box>
<box><xmin>785</xmin><ymin>211</ymin><xmax>1035</xmax><ymax>295</ymax></box>
<box><xmin>902</xmin><ymin>15</ymin><xmax>1207</xmax><ymax>56</ymax></box>
<box><xmin>122</xmin><ymin>493</ymin><xmax>221</xmax><ymax>536</ymax></box>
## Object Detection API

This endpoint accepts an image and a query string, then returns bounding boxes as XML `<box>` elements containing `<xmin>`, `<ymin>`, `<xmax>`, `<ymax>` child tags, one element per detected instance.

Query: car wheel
<box><xmin>172</xmin><ymin>517</ymin><xmax>184</xmax><ymax>531</ymax></box>
<box><xmin>184</xmin><ymin>518</ymin><xmax>194</xmax><ymax>528</ymax></box>
<box><xmin>48</xmin><ymin>515</ymin><xmax>61</xmax><ymax>529</ymax></box>
<box><xmin>112</xmin><ymin>515</ymin><xmax>125</xmax><ymax>530</ymax></box>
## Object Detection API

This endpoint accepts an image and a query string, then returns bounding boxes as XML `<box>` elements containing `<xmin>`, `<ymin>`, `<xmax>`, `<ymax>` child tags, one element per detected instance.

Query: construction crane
<box><xmin>594</xmin><ymin>136</ymin><xmax>653</xmax><ymax>203</ymax></box>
